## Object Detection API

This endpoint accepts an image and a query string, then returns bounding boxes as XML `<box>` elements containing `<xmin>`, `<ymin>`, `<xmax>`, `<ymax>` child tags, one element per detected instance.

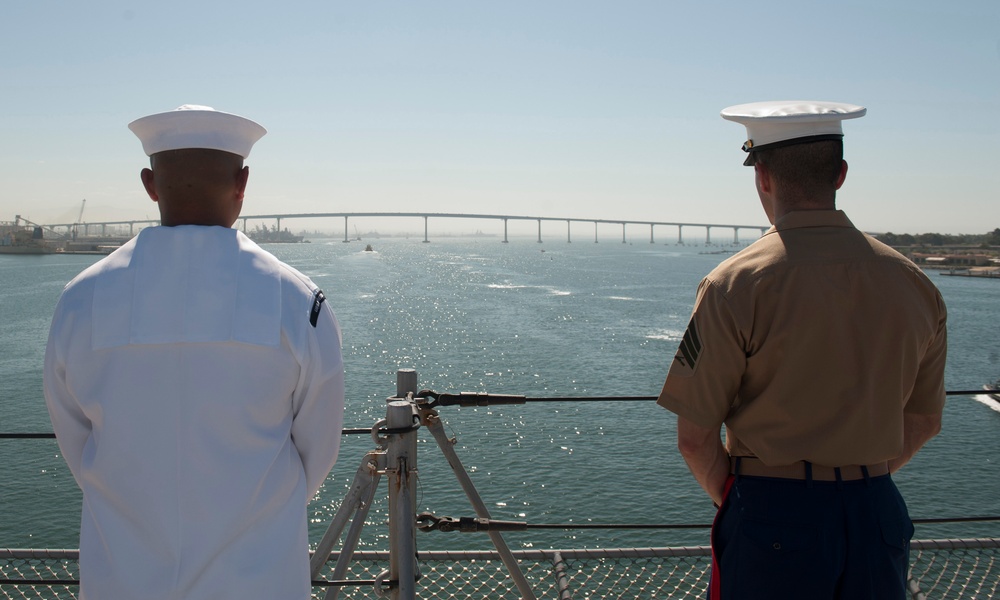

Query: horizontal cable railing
<box><xmin>2</xmin><ymin>387</ymin><xmax>991</xmax><ymax>440</ymax></box>
<box><xmin>4</xmin><ymin>382</ymin><xmax>999</xmax><ymax>599</ymax></box>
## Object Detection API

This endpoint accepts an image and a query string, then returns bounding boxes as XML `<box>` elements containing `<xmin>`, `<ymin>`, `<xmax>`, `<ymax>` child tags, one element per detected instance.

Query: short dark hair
<box><xmin>150</xmin><ymin>148</ymin><xmax>244</xmax><ymax>170</ymax></box>
<box><xmin>753</xmin><ymin>140</ymin><xmax>844</xmax><ymax>202</ymax></box>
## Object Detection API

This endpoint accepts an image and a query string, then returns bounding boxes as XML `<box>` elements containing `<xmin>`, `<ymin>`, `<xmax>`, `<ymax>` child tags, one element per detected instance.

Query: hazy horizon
<box><xmin>18</xmin><ymin>209</ymin><xmax>995</xmax><ymax>241</ymax></box>
<box><xmin>3</xmin><ymin>2</ymin><xmax>997</xmax><ymax>235</ymax></box>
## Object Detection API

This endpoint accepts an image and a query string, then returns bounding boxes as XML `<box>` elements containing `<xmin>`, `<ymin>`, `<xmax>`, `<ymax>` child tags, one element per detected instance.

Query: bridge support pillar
<box><xmin>650</xmin><ymin>224</ymin><xmax>654</xmax><ymax>244</ymax></box>
<box><xmin>733</xmin><ymin>227</ymin><xmax>739</xmax><ymax>245</ymax></box>
<box><xmin>621</xmin><ymin>223</ymin><xmax>626</xmax><ymax>244</ymax></box>
<box><xmin>706</xmin><ymin>226</ymin><xmax>712</xmax><ymax>245</ymax></box>
<box><xmin>423</xmin><ymin>216</ymin><xmax>430</xmax><ymax>243</ymax></box>
<box><xmin>566</xmin><ymin>220</ymin><xmax>571</xmax><ymax>243</ymax></box>
<box><xmin>503</xmin><ymin>219</ymin><xmax>509</xmax><ymax>244</ymax></box>
<box><xmin>594</xmin><ymin>222</ymin><xmax>598</xmax><ymax>243</ymax></box>
<box><xmin>537</xmin><ymin>220</ymin><xmax>542</xmax><ymax>243</ymax></box>
<box><xmin>677</xmin><ymin>225</ymin><xmax>683</xmax><ymax>245</ymax></box>
<box><xmin>343</xmin><ymin>216</ymin><xmax>350</xmax><ymax>243</ymax></box>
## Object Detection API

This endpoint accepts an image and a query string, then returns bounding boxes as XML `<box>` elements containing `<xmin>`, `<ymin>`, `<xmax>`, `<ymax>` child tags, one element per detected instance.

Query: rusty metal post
<box><xmin>386</xmin><ymin>369</ymin><xmax>420</xmax><ymax>599</ymax></box>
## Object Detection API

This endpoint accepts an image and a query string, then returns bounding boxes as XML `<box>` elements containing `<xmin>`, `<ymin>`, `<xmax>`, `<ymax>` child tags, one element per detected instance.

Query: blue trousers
<box><xmin>710</xmin><ymin>474</ymin><xmax>914</xmax><ymax>600</ymax></box>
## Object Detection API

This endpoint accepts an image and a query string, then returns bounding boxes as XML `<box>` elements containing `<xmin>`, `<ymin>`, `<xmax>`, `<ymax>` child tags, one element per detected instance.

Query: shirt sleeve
<box><xmin>290</xmin><ymin>296</ymin><xmax>346</xmax><ymax>500</ymax></box>
<box><xmin>904</xmin><ymin>292</ymin><xmax>948</xmax><ymax>416</ymax></box>
<box><xmin>657</xmin><ymin>278</ymin><xmax>747</xmax><ymax>429</ymax></box>
<box><xmin>43</xmin><ymin>293</ymin><xmax>91</xmax><ymax>487</ymax></box>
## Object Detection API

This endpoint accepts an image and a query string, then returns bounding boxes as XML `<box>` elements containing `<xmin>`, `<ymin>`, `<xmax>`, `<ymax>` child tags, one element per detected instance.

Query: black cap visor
<box><xmin>740</xmin><ymin>134</ymin><xmax>844</xmax><ymax>166</ymax></box>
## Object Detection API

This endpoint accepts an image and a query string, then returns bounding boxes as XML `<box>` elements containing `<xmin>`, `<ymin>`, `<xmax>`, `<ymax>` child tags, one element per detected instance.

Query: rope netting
<box><xmin>908</xmin><ymin>539</ymin><xmax>1000</xmax><ymax>600</ymax></box>
<box><xmin>2</xmin><ymin>540</ymin><xmax>997</xmax><ymax>599</ymax></box>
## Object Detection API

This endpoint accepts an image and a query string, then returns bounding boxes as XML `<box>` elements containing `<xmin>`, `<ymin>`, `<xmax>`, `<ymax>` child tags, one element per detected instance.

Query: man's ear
<box><xmin>754</xmin><ymin>162</ymin><xmax>773</xmax><ymax>194</ymax></box>
<box><xmin>235</xmin><ymin>166</ymin><xmax>249</xmax><ymax>200</ymax></box>
<box><xmin>835</xmin><ymin>160</ymin><xmax>848</xmax><ymax>190</ymax></box>
<box><xmin>140</xmin><ymin>168</ymin><xmax>158</xmax><ymax>202</ymax></box>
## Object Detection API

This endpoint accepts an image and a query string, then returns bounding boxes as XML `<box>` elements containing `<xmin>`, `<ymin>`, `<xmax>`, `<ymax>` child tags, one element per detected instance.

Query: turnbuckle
<box><xmin>416</xmin><ymin>390</ymin><xmax>526</xmax><ymax>408</ymax></box>
<box><xmin>416</xmin><ymin>512</ymin><xmax>527</xmax><ymax>533</ymax></box>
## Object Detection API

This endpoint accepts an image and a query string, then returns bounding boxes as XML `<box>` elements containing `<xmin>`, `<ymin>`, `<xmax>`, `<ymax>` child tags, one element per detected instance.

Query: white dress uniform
<box><xmin>44</xmin><ymin>225</ymin><xmax>345</xmax><ymax>600</ymax></box>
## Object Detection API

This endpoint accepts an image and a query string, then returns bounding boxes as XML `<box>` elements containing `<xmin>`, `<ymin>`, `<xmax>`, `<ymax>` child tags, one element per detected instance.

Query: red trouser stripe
<box><xmin>709</xmin><ymin>475</ymin><xmax>736</xmax><ymax>600</ymax></box>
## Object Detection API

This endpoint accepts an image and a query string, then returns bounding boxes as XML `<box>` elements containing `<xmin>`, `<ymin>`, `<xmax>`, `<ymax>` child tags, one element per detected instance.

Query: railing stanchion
<box><xmin>386</xmin><ymin>395</ymin><xmax>419</xmax><ymax>599</ymax></box>
<box><xmin>552</xmin><ymin>551</ymin><xmax>573</xmax><ymax>600</ymax></box>
<box><xmin>313</xmin><ymin>448</ymin><xmax>385</xmax><ymax>600</ymax></box>
<box><xmin>419</xmin><ymin>404</ymin><xmax>539</xmax><ymax>599</ymax></box>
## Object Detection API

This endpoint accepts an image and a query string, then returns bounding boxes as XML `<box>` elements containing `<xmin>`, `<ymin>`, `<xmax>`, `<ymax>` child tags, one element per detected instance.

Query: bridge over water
<box><xmin>43</xmin><ymin>212</ymin><xmax>768</xmax><ymax>245</ymax></box>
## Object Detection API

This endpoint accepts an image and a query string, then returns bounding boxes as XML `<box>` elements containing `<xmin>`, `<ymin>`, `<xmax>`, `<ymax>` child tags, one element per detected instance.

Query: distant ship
<box><xmin>0</xmin><ymin>221</ymin><xmax>57</xmax><ymax>254</ymax></box>
<box><xmin>247</xmin><ymin>227</ymin><xmax>304</xmax><ymax>244</ymax></box>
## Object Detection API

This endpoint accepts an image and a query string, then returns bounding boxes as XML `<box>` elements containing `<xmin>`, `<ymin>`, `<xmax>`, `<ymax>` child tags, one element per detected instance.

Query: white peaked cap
<box><xmin>720</xmin><ymin>101</ymin><xmax>866</xmax><ymax>165</ymax></box>
<box><xmin>128</xmin><ymin>105</ymin><xmax>267</xmax><ymax>159</ymax></box>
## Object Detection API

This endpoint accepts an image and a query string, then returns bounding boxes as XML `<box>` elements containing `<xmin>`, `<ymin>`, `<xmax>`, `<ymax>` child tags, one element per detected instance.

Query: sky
<box><xmin>1</xmin><ymin>1</ymin><xmax>997</xmax><ymax>236</ymax></box>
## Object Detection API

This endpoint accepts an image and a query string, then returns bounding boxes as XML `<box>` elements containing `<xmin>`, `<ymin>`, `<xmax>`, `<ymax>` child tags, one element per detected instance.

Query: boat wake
<box><xmin>973</xmin><ymin>394</ymin><xmax>1000</xmax><ymax>414</ymax></box>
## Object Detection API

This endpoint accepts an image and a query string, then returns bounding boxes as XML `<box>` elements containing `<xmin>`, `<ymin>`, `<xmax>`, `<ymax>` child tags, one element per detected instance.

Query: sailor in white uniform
<box><xmin>44</xmin><ymin>105</ymin><xmax>346</xmax><ymax>600</ymax></box>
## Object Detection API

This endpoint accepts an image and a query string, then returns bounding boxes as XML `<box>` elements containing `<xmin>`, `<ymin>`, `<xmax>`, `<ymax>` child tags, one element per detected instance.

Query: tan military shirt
<box><xmin>657</xmin><ymin>210</ymin><xmax>947</xmax><ymax>467</ymax></box>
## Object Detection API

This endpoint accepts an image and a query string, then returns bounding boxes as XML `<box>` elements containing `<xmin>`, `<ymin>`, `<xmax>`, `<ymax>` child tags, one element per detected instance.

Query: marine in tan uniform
<box><xmin>657</xmin><ymin>101</ymin><xmax>947</xmax><ymax>600</ymax></box>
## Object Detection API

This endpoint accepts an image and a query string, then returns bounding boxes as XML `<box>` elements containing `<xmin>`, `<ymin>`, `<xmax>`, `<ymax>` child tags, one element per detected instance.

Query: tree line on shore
<box><xmin>876</xmin><ymin>229</ymin><xmax>1000</xmax><ymax>248</ymax></box>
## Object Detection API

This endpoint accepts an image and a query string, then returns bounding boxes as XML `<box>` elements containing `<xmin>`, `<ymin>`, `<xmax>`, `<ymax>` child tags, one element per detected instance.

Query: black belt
<box><xmin>731</xmin><ymin>456</ymin><xmax>890</xmax><ymax>481</ymax></box>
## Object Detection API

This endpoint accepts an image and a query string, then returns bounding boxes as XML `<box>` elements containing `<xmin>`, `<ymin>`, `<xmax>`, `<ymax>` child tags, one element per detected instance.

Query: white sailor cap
<box><xmin>721</xmin><ymin>101</ymin><xmax>866</xmax><ymax>166</ymax></box>
<box><xmin>128</xmin><ymin>104</ymin><xmax>267</xmax><ymax>159</ymax></box>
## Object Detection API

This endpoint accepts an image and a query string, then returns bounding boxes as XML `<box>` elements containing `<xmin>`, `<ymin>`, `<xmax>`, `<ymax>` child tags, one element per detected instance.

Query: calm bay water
<box><xmin>2</xmin><ymin>235</ymin><xmax>999</xmax><ymax>552</ymax></box>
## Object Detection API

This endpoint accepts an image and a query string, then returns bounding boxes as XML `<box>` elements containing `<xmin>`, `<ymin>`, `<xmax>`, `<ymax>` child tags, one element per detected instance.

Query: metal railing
<box><xmin>3</xmin><ymin>372</ymin><xmax>999</xmax><ymax>599</ymax></box>
<box><xmin>3</xmin><ymin>540</ymin><xmax>999</xmax><ymax>599</ymax></box>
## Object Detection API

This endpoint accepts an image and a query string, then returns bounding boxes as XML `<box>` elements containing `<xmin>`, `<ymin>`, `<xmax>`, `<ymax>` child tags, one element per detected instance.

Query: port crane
<box><xmin>72</xmin><ymin>199</ymin><xmax>86</xmax><ymax>239</ymax></box>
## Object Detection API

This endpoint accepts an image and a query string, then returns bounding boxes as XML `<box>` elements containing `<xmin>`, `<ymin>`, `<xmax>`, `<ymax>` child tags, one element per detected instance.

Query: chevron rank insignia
<box><xmin>672</xmin><ymin>318</ymin><xmax>703</xmax><ymax>375</ymax></box>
